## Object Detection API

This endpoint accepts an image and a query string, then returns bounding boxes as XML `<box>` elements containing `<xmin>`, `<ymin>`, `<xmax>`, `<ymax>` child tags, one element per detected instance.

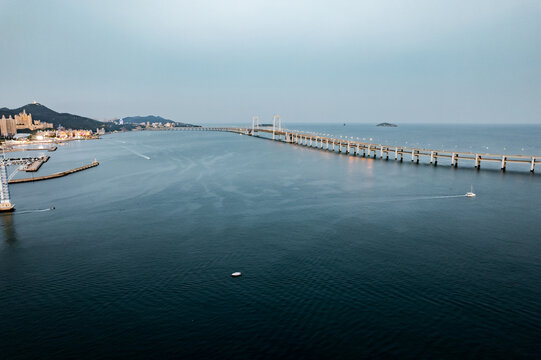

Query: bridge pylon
<box><xmin>272</xmin><ymin>115</ymin><xmax>281</xmax><ymax>140</ymax></box>
<box><xmin>251</xmin><ymin>116</ymin><xmax>259</xmax><ymax>135</ymax></box>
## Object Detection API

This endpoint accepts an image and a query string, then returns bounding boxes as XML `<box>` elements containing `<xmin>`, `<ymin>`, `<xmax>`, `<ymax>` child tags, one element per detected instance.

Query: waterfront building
<box><xmin>56</xmin><ymin>129</ymin><xmax>93</xmax><ymax>139</ymax></box>
<box><xmin>0</xmin><ymin>115</ymin><xmax>17</xmax><ymax>138</ymax></box>
<box><xmin>14</xmin><ymin>110</ymin><xmax>53</xmax><ymax>130</ymax></box>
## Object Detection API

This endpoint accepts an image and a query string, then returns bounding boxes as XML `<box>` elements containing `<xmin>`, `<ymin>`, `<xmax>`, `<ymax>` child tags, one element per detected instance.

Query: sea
<box><xmin>1</xmin><ymin>124</ymin><xmax>541</xmax><ymax>359</ymax></box>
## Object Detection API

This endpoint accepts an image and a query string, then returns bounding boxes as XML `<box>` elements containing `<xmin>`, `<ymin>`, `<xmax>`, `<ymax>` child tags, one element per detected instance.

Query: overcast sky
<box><xmin>1</xmin><ymin>0</ymin><xmax>540</xmax><ymax>124</ymax></box>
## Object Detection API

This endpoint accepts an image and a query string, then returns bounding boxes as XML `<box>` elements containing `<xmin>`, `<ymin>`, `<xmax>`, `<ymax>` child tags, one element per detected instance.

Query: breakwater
<box><xmin>9</xmin><ymin>161</ymin><xmax>99</xmax><ymax>184</ymax></box>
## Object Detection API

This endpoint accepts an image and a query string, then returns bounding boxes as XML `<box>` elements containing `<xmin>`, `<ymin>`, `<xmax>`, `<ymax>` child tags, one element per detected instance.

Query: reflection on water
<box><xmin>1</xmin><ymin>213</ymin><xmax>17</xmax><ymax>244</ymax></box>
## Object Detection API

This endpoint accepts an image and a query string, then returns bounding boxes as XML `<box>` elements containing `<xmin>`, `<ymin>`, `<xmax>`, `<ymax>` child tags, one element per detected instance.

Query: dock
<box><xmin>24</xmin><ymin>156</ymin><xmax>50</xmax><ymax>172</ymax></box>
<box><xmin>9</xmin><ymin>161</ymin><xmax>99</xmax><ymax>184</ymax></box>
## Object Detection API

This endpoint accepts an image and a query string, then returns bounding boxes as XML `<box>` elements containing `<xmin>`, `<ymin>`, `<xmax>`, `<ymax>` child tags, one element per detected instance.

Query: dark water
<box><xmin>1</xmin><ymin>124</ymin><xmax>541</xmax><ymax>359</ymax></box>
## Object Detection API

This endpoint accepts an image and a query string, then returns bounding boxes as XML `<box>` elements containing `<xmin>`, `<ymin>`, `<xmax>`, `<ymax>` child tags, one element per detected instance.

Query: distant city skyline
<box><xmin>1</xmin><ymin>0</ymin><xmax>540</xmax><ymax>124</ymax></box>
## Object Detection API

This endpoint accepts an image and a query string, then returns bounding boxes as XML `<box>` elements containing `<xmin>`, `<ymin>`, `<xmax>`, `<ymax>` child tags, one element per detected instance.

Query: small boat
<box><xmin>231</xmin><ymin>272</ymin><xmax>242</xmax><ymax>277</ymax></box>
<box><xmin>465</xmin><ymin>185</ymin><xmax>476</xmax><ymax>197</ymax></box>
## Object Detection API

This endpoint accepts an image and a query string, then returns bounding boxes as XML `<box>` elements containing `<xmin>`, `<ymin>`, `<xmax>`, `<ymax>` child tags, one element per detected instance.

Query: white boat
<box><xmin>231</xmin><ymin>272</ymin><xmax>242</xmax><ymax>277</ymax></box>
<box><xmin>466</xmin><ymin>185</ymin><xmax>476</xmax><ymax>197</ymax></box>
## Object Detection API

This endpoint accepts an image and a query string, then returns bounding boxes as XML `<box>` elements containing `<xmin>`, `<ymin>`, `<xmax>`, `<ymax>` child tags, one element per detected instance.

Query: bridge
<box><xmin>174</xmin><ymin>118</ymin><xmax>540</xmax><ymax>173</ymax></box>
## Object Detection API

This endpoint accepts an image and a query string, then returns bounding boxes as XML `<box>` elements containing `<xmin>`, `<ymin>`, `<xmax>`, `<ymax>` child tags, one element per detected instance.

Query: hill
<box><xmin>376</xmin><ymin>122</ymin><xmax>398</xmax><ymax>127</ymax></box>
<box><xmin>122</xmin><ymin>115</ymin><xmax>198</xmax><ymax>127</ymax></box>
<box><xmin>0</xmin><ymin>103</ymin><xmax>123</xmax><ymax>131</ymax></box>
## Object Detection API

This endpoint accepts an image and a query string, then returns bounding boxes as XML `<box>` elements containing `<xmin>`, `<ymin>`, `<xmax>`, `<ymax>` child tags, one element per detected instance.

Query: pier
<box><xmin>0</xmin><ymin>145</ymin><xmax>57</xmax><ymax>152</ymax></box>
<box><xmin>175</xmin><ymin>126</ymin><xmax>540</xmax><ymax>173</ymax></box>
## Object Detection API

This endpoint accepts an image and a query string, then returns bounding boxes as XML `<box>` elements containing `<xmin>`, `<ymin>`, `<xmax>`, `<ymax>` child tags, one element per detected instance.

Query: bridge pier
<box><xmin>531</xmin><ymin>158</ymin><xmax>535</xmax><ymax>173</ymax></box>
<box><xmin>501</xmin><ymin>156</ymin><xmax>507</xmax><ymax>171</ymax></box>
<box><xmin>475</xmin><ymin>154</ymin><xmax>480</xmax><ymax>169</ymax></box>
<box><xmin>411</xmin><ymin>149</ymin><xmax>415</xmax><ymax>162</ymax></box>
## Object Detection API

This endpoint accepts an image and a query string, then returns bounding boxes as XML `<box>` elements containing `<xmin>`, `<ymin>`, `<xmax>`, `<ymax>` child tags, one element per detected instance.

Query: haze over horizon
<box><xmin>1</xmin><ymin>0</ymin><xmax>540</xmax><ymax>124</ymax></box>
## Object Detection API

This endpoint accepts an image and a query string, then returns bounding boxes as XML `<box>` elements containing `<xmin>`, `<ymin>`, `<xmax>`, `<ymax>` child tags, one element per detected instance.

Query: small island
<box><xmin>376</xmin><ymin>122</ymin><xmax>397</xmax><ymax>127</ymax></box>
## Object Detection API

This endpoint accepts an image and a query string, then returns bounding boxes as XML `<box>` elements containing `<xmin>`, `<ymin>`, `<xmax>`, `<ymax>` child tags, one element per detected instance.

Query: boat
<box><xmin>231</xmin><ymin>272</ymin><xmax>242</xmax><ymax>277</ymax></box>
<box><xmin>465</xmin><ymin>185</ymin><xmax>476</xmax><ymax>197</ymax></box>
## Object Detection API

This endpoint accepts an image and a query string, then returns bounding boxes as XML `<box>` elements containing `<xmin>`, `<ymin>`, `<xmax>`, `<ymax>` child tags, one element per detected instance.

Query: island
<box><xmin>376</xmin><ymin>122</ymin><xmax>397</xmax><ymax>127</ymax></box>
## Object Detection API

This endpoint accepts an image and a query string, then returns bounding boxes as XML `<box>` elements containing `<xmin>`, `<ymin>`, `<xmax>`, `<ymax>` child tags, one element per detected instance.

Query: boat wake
<box><xmin>121</xmin><ymin>146</ymin><xmax>151</xmax><ymax>160</ymax></box>
<box><xmin>14</xmin><ymin>207</ymin><xmax>55</xmax><ymax>214</ymax></box>
<box><xmin>378</xmin><ymin>194</ymin><xmax>467</xmax><ymax>203</ymax></box>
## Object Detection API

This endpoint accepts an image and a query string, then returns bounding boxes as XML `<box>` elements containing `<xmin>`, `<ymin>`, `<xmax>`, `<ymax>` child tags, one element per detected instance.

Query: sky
<box><xmin>1</xmin><ymin>0</ymin><xmax>540</xmax><ymax>124</ymax></box>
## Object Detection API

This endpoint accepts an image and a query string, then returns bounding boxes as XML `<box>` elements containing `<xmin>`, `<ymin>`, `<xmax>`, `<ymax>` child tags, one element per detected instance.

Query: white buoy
<box><xmin>231</xmin><ymin>272</ymin><xmax>242</xmax><ymax>277</ymax></box>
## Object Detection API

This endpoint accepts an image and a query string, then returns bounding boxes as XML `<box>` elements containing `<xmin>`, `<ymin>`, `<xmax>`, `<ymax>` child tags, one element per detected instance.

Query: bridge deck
<box><xmin>172</xmin><ymin>126</ymin><xmax>540</xmax><ymax>172</ymax></box>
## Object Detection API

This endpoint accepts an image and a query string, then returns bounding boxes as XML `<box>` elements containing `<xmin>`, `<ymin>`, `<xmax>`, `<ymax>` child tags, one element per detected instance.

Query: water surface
<box><xmin>1</xmin><ymin>125</ymin><xmax>541</xmax><ymax>359</ymax></box>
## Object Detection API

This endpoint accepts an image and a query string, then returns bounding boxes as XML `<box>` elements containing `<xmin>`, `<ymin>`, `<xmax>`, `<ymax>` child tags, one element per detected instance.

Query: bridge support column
<box><xmin>501</xmin><ymin>156</ymin><xmax>507</xmax><ymax>171</ymax></box>
<box><xmin>326</xmin><ymin>140</ymin><xmax>329</xmax><ymax>150</ymax></box>
<box><xmin>357</xmin><ymin>145</ymin><xmax>360</xmax><ymax>156</ymax></box>
<box><xmin>451</xmin><ymin>153</ymin><xmax>458</xmax><ymax>167</ymax></box>
<box><xmin>380</xmin><ymin>147</ymin><xmax>384</xmax><ymax>159</ymax></box>
<box><xmin>411</xmin><ymin>149</ymin><xmax>415</xmax><ymax>162</ymax></box>
<box><xmin>367</xmin><ymin>145</ymin><xmax>371</xmax><ymax>158</ymax></box>
<box><xmin>475</xmin><ymin>154</ymin><xmax>480</xmax><ymax>169</ymax></box>
<box><xmin>400</xmin><ymin>151</ymin><xmax>403</xmax><ymax>162</ymax></box>
<box><xmin>430</xmin><ymin>151</ymin><xmax>434</xmax><ymax>164</ymax></box>
<box><xmin>346</xmin><ymin>142</ymin><xmax>350</xmax><ymax>154</ymax></box>
<box><xmin>0</xmin><ymin>162</ymin><xmax>13</xmax><ymax>212</ymax></box>
<box><xmin>531</xmin><ymin>158</ymin><xmax>535</xmax><ymax>173</ymax></box>
<box><xmin>395</xmin><ymin>148</ymin><xmax>398</xmax><ymax>160</ymax></box>
<box><xmin>434</xmin><ymin>153</ymin><xmax>438</xmax><ymax>166</ymax></box>
<box><xmin>386</xmin><ymin>149</ymin><xmax>389</xmax><ymax>160</ymax></box>
<box><xmin>310</xmin><ymin>137</ymin><xmax>313</xmax><ymax>147</ymax></box>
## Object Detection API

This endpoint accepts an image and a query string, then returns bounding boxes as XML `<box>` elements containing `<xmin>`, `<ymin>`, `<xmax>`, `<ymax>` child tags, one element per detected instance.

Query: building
<box><xmin>0</xmin><ymin>115</ymin><xmax>17</xmax><ymax>138</ymax></box>
<box><xmin>14</xmin><ymin>110</ymin><xmax>53</xmax><ymax>130</ymax></box>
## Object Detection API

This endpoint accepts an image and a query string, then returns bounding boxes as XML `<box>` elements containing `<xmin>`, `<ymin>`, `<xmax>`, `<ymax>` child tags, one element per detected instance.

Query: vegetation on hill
<box><xmin>0</xmin><ymin>103</ymin><xmax>125</xmax><ymax>132</ymax></box>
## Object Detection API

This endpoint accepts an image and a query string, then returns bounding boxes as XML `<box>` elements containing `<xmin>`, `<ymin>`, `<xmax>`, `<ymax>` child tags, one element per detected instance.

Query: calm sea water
<box><xmin>1</xmin><ymin>124</ymin><xmax>541</xmax><ymax>359</ymax></box>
